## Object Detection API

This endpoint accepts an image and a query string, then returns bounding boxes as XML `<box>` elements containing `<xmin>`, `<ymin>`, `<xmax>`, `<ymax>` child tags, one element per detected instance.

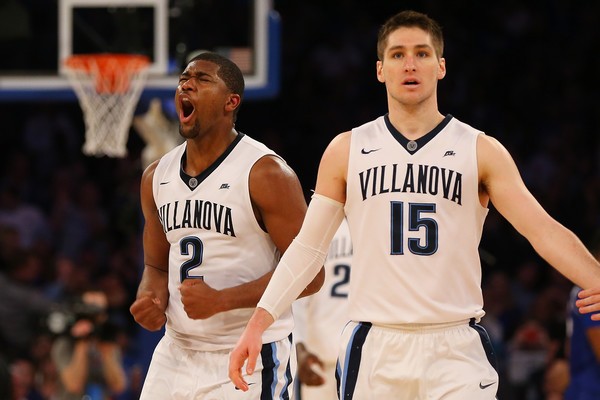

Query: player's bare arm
<box><xmin>248</xmin><ymin>154</ymin><xmax>323</xmax><ymax>297</ymax></box>
<box><xmin>313</xmin><ymin>131</ymin><xmax>351</xmax><ymax>203</ymax></box>
<box><xmin>477</xmin><ymin>134</ymin><xmax>600</xmax><ymax>289</ymax></box>
<box><xmin>130</xmin><ymin>160</ymin><xmax>170</xmax><ymax>331</ymax></box>
<box><xmin>180</xmin><ymin>154</ymin><xmax>324</xmax><ymax>320</ymax></box>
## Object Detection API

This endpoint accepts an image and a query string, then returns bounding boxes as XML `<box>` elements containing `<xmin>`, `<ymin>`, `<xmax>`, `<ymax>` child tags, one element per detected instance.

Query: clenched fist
<box><xmin>180</xmin><ymin>279</ymin><xmax>223</xmax><ymax>319</ymax></box>
<box><xmin>130</xmin><ymin>291</ymin><xmax>167</xmax><ymax>331</ymax></box>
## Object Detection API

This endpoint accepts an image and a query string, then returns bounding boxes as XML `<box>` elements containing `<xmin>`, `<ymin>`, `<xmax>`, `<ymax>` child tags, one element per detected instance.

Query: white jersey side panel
<box><xmin>293</xmin><ymin>218</ymin><xmax>352</xmax><ymax>363</ymax></box>
<box><xmin>345</xmin><ymin>115</ymin><xmax>488</xmax><ymax>325</ymax></box>
<box><xmin>152</xmin><ymin>134</ymin><xmax>293</xmax><ymax>350</ymax></box>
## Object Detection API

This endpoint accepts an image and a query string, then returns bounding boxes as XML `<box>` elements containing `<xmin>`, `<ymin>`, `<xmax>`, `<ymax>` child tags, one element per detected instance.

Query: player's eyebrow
<box><xmin>179</xmin><ymin>70</ymin><xmax>213</xmax><ymax>80</ymax></box>
<box><xmin>387</xmin><ymin>44</ymin><xmax>433</xmax><ymax>53</ymax></box>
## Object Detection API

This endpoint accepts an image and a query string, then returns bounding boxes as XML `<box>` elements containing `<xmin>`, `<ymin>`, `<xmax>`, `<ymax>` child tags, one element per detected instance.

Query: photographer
<box><xmin>51</xmin><ymin>290</ymin><xmax>126</xmax><ymax>400</ymax></box>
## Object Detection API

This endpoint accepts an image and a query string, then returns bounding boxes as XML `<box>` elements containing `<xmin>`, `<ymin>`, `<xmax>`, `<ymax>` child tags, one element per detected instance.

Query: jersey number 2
<box><xmin>179</xmin><ymin>236</ymin><xmax>204</xmax><ymax>282</ymax></box>
<box><xmin>390</xmin><ymin>202</ymin><xmax>438</xmax><ymax>255</ymax></box>
<box><xmin>330</xmin><ymin>264</ymin><xmax>350</xmax><ymax>298</ymax></box>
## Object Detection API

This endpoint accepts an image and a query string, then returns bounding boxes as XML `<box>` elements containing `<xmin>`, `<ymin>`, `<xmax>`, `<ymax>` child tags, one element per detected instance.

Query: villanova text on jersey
<box><xmin>157</xmin><ymin>199</ymin><xmax>236</xmax><ymax>236</ymax></box>
<box><xmin>358</xmin><ymin>162</ymin><xmax>462</xmax><ymax>204</ymax></box>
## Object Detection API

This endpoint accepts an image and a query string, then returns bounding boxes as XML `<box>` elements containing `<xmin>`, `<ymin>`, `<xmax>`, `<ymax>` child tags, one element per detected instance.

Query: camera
<box><xmin>45</xmin><ymin>297</ymin><xmax>117</xmax><ymax>341</ymax></box>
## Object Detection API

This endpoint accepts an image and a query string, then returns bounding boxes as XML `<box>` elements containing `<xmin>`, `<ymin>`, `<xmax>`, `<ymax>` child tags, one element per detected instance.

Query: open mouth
<box><xmin>181</xmin><ymin>98</ymin><xmax>194</xmax><ymax>118</ymax></box>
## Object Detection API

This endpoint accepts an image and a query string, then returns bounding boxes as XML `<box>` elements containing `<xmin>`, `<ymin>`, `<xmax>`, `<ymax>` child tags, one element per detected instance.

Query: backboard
<box><xmin>0</xmin><ymin>0</ymin><xmax>280</xmax><ymax>101</ymax></box>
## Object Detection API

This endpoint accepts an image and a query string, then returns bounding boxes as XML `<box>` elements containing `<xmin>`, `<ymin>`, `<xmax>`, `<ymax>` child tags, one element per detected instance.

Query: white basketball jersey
<box><xmin>152</xmin><ymin>132</ymin><xmax>293</xmax><ymax>350</ymax></box>
<box><xmin>345</xmin><ymin>115</ymin><xmax>488</xmax><ymax>325</ymax></box>
<box><xmin>293</xmin><ymin>218</ymin><xmax>352</xmax><ymax>363</ymax></box>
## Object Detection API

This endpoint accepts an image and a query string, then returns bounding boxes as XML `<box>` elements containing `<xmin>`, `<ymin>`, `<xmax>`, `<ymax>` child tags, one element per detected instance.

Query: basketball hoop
<box><xmin>64</xmin><ymin>54</ymin><xmax>151</xmax><ymax>157</ymax></box>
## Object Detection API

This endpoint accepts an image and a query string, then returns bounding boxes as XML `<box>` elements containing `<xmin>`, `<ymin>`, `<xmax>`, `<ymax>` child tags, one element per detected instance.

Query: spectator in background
<box><xmin>0</xmin><ymin>184</ymin><xmax>50</xmax><ymax>252</ymax></box>
<box><xmin>51</xmin><ymin>290</ymin><xmax>127</xmax><ymax>400</ymax></box>
<box><xmin>10</xmin><ymin>358</ymin><xmax>45</xmax><ymax>400</ymax></box>
<box><xmin>506</xmin><ymin>320</ymin><xmax>552</xmax><ymax>399</ymax></box>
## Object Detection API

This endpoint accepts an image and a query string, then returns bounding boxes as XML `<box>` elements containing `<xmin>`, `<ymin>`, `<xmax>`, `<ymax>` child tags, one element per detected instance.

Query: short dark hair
<box><xmin>377</xmin><ymin>10</ymin><xmax>444</xmax><ymax>61</ymax></box>
<box><xmin>187</xmin><ymin>51</ymin><xmax>245</xmax><ymax>100</ymax></box>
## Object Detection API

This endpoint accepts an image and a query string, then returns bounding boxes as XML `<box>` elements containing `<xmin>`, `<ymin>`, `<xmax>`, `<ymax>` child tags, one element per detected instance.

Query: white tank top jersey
<box><xmin>293</xmin><ymin>218</ymin><xmax>352</xmax><ymax>363</ymax></box>
<box><xmin>345</xmin><ymin>114</ymin><xmax>488</xmax><ymax>325</ymax></box>
<box><xmin>152</xmin><ymin>132</ymin><xmax>294</xmax><ymax>351</ymax></box>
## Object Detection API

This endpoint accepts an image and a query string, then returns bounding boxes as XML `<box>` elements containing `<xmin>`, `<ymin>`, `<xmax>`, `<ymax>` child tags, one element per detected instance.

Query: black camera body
<box><xmin>45</xmin><ymin>299</ymin><xmax>116</xmax><ymax>341</ymax></box>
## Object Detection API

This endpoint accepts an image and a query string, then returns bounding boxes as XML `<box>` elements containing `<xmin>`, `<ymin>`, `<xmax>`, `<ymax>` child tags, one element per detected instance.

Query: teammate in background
<box><xmin>229</xmin><ymin>10</ymin><xmax>600</xmax><ymax>399</ymax></box>
<box><xmin>129</xmin><ymin>51</ymin><xmax>323</xmax><ymax>399</ymax></box>
<box><xmin>293</xmin><ymin>218</ymin><xmax>352</xmax><ymax>399</ymax></box>
<box><xmin>564</xmin><ymin>239</ymin><xmax>600</xmax><ymax>399</ymax></box>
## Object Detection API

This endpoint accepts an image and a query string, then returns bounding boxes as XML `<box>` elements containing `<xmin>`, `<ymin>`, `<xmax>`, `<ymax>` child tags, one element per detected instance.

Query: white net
<box><xmin>64</xmin><ymin>54</ymin><xmax>150</xmax><ymax>157</ymax></box>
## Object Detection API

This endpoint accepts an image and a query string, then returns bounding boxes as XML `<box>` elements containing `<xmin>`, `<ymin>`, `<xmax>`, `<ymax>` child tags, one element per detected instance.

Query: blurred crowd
<box><xmin>0</xmin><ymin>1</ymin><xmax>598</xmax><ymax>399</ymax></box>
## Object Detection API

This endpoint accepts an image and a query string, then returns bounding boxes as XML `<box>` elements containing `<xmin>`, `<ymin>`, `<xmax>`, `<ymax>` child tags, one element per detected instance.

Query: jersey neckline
<box><xmin>384</xmin><ymin>114</ymin><xmax>453</xmax><ymax>155</ymax></box>
<box><xmin>179</xmin><ymin>131</ymin><xmax>245</xmax><ymax>191</ymax></box>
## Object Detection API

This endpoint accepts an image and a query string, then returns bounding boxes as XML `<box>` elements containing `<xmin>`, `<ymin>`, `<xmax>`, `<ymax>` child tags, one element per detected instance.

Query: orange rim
<box><xmin>64</xmin><ymin>53</ymin><xmax>150</xmax><ymax>72</ymax></box>
<box><xmin>64</xmin><ymin>53</ymin><xmax>150</xmax><ymax>94</ymax></box>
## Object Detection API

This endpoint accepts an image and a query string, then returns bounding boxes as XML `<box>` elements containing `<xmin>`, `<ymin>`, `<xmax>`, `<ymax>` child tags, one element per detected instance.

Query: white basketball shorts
<box><xmin>336</xmin><ymin>320</ymin><xmax>498</xmax><ymax>399</ymax></box>
<box><xmin>140</xmin><ymin>334</ymin><xmax>296</xmax><ymax>400</ymax></box>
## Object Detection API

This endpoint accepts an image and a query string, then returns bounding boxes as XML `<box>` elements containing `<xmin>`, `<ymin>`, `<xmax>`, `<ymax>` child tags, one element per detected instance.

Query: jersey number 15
<box><xmin>391</xmin><ymin>201</ymin><xmax>438</xmax><ymax>256</ymax></box>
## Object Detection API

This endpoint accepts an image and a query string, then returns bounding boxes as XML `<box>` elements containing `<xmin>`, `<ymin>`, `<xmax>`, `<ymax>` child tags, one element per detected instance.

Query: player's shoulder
<box><xmin>445</xmin><ymin>115</ymin><xmax>504</xmax><ymax>155</ymax></box>
<box><xmin>250</xmin><ymin>154</ymin><xmax>299</xmax><ymax>190</ymax></box>
<box><xmin>236</xmin><ymin>132</ymin><xmax>278</xmax><ymax>157</ymax></box>
<box><xmin>350</xmin><ymin>115</ymin><xmax>386</xmax><ymax>135</ymax></box>
<box><xmin>444</xmin><ymin>115</ymin><xmax>486</xmax><ymax>139</ymax></box>
<box><xmin>322</xmin><ymin>130</ymin><xmax>352</xmax><ymax>163</ymax></box>
<box><xmin>148</xmin><ymin>142</ymin><xmax>186</xmax><ymax>185</ymax></box>
<box><xmin>141</xmin><ymin>159</ymin><xmax>159</xmax><ymax>184</ymax></box>
<box><xmin>476</xmin><ymin>131</ymin><xmax>509</xmax><ymax>158</ymax></box>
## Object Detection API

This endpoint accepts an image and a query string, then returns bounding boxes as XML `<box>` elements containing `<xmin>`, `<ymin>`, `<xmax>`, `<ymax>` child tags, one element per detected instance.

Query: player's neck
<box><xmin>184</xmin><ymin>127</ymin><xmax>238</xmax><ymax>176</ymax></box>
<box><xmin>387</xmin><ymin>103</ymin><xmax>444</xmax><ymax>140</ymax></box>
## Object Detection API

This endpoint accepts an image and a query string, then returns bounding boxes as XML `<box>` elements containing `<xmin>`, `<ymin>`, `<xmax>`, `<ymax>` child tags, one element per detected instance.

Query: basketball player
<box><xmin>129</xmin><ymin>52</ymin><xmax>323</xmax><ymax>399</ymax></box>
<box><xmin>293</xmin><ymin>218</ymin><xmax>352</xmax><ymax>399</ymax></box>
<box><xmin>229</xmin><ymin>10</ymin><xmax>600</xmax><ymax>399</ymax></box>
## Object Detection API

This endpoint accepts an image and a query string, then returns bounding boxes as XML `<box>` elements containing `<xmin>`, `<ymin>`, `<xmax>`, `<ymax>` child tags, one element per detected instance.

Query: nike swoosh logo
<box><xmin>479</xmin><ymin>382</ymin><xmax>495</xmax><ymax>389</ymax></box>
<box><xmin>361</xmin><ymin>148</ymin><xmax>381</xmax><ymax>154</ymax></box>
<box><xmin>234</xmin><ymin>383</ymin><xmax>256</xmax><ymax>390</ymax></box>
<box><xmin>159</xmin><ymin>181</ymin><xmax>170</xmax><ymax>185</ymax></box>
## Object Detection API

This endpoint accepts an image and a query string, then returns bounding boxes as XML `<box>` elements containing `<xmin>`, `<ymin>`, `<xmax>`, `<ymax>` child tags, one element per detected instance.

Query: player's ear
<box><xmin>376</xmin><ymin>60</ymin><xmax>385</xmax><ymax>83</ymax></box>
<box><xmin>226</xmin><ymin>93</ymin><xmax>241</xmax><ymax>113</ymax></box>
<box><xmin>437</xmin><ymin>57</ymin><xmax>446</xmax><ymax>80</ymax></box>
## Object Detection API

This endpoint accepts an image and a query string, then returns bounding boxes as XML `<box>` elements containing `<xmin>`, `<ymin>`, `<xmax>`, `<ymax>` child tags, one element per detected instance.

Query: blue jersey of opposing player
<box><xmin>565</xmin><ymin>286</ymin><xmax>600</xmax><ymax>399</ymax></box>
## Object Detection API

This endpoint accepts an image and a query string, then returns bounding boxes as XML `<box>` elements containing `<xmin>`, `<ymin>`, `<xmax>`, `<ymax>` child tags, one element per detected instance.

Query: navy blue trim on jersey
<box><xmin>179</xmin><ymin>131</ymin><xmax>245</xmax><ymax>190</ymax></box>
<box><xmin>283</xmin><ymin>334</ymin><xmax>294</xmax><ymax>398</ymax></box>
<box><xmin>339</xmin><ymin>322</ymin><xmax>372</xmax><ymax>399</ymax></box>
<box><xmin>469</xmin><ymin>318</ymin><xmax>498</xmax><ymax>371</ymax></box>
<box><xmin>259</xmin><ymin>333</ymin><xmax>293</xmax><ymax>400</ymax></box>
<box><xmin>384</xmin><ymin>113</ymin><xmax>453</xmax><ymax>155</ymax></box>
<box><xmin>336</xmin><ymin>360</ymin><xmax>341</xmax><ymax>399</ymax></box>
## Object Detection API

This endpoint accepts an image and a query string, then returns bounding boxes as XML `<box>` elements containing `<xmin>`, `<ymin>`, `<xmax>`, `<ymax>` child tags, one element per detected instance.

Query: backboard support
<box><xmin>0</xmin><ymin>0</ymin><xmax>280</xmax><ymax>101</ymax></box>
